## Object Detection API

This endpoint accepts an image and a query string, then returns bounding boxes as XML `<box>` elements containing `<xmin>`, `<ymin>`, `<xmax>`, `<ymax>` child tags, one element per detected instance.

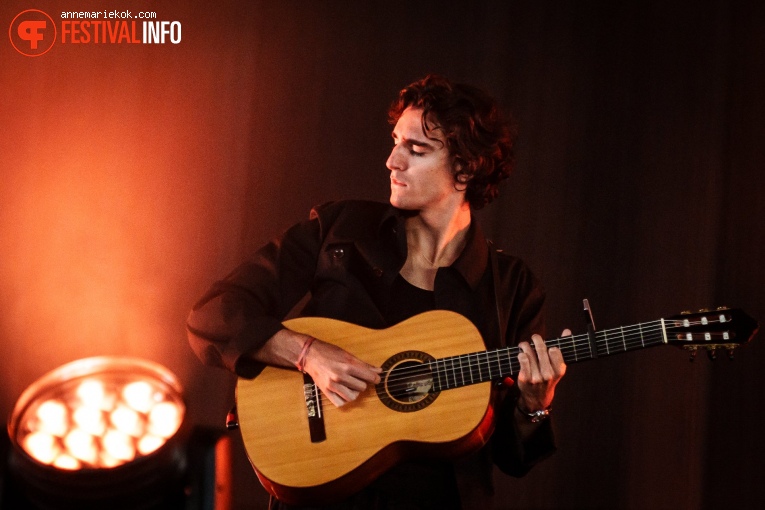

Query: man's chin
<box><xmin>389</xmin><ymin>196</ymin><xmax>414</xmax><ymax>210</ymax></box>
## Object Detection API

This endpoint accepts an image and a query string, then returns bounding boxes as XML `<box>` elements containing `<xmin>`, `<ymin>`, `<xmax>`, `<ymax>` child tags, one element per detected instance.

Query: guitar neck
<box><xmin>431</xmin><ymin>319</ymin><xmax>667</xmax><ymax>392</ymax></box>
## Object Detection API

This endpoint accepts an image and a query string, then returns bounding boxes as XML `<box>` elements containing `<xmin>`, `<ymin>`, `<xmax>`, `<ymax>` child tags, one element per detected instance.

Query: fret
<box><xmin>580</xmin><ymin>334</ymin><xmax>592</xmax><ymax>361</ymax></box>
<box><xmin>603</xmin><ymin>330</ymin><xmax>610</xmax><ymax>355</ymax></box>
<box><xmin>547</xmin><ymin>337</ymin><xmax>560</xmax><ymax>362</ymax></box>
<box><xmin>510</xmin><ymin>348</ymin><xmax>519</xmax><ymax>376</ymax></box>
<box><xmin>476</xmin><ymin>353</ymin><xmax>484</xmax><ymax>382</ymax></box>
<box><xmin>572</xmin><ymin>336</ymin><xmax>579</xmax><ymax>362</ymax></box>
<box><xmin>507</xmin><ymin>348</ymin><xmax>516</xmax><ymax>376</ymax></box>
<box><xmin>570</xmin><ymin>335</ymin><xmax>582</xmax><ymax>362</ymax></box>
<box><xmin>500</xmin><ymin>348</ymin><xmax>513</xmax><ymax>378</ymax></box>
<box><xmin>639</xmin><ymin>322</ymin><xmax>645</xmax><ymax>348</ymax></box>
<box><xmin>435</xmin><ymin>353</ymin><xmax>490</xmax><ymax>389</ymax></box>
<box><xmin>486</xmin><ymin>352</ymin><xmax>493</xmax><ymax>379</ymax></box>
<box><xmin>620</xmin><ymin>326</ymin><xmax>627</xmax><ymax>352</ymax></box>
<box><xmin>440</xmin><ymin>359</ymin><xmax>449</xmax><ymax>390</ymax></box>
<box><xmin>431</xmin><ymin>360</ymin><xmax>441</xmax><ymax>392</ymax></box>
<box><xmin>561</xmin><ymin>339</ymin><xmax>571</xmax><ymax>363</ymax></box>
<box><xmin>498</xmin><ymin>349</ymin><xmax>508</xmax><ymax>377</ymax></box>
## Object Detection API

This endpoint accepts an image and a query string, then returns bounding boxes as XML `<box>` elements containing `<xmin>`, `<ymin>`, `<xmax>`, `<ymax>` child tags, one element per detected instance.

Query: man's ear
<box><xmin>454</xmin><ymin>159</ymin><xmax>472</xmax><ymax>190</ymax></box>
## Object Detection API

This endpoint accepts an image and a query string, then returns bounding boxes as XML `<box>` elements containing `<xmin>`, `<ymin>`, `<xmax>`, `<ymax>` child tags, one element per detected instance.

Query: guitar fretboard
<box><xmin>430</xmin><ymin>320</ymin><xmax>667</xmax><ymax>392</ymax></box>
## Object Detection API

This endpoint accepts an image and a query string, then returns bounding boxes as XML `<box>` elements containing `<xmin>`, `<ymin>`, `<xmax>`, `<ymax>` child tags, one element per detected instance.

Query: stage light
<box><xmin>6</xmin><ymin>356</ymin><xmax>189</xmax><ymax>509</ymax></box>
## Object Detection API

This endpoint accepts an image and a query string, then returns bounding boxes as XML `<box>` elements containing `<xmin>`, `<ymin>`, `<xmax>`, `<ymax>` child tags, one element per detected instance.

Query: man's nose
<box><xmin>386</xmin><ymin>145</ymin><xmax>404</xmax><ymax>171</ymax></box>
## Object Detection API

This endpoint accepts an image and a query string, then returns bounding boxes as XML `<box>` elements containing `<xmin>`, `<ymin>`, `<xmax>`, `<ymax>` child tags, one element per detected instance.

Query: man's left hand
<box><xmin>516</xmin><ymin>330</ymin><xmax>569</xmax><ymax>413</ymax></box>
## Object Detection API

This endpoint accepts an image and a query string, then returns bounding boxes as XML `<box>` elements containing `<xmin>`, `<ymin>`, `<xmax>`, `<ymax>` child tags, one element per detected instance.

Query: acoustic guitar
<box><xmin>235</xmin><ymin>307</ymin><xmax>758</xmax><ymax>505</ymax></box>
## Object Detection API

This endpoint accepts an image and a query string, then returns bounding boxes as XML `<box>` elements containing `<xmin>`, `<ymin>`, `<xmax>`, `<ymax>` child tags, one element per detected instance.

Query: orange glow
<box><xmin>148</xmin><ymin>401</ymin><xmax>182</xmax><ymax>438</ymax></box>
<box><xmin>35</xmin><ymin>400</ymin><xmax>68</xmax><ymax>437</ymax></box>
<box><xmin>103</xmin><ymin>429</ymin><xmax>136</xmax><ymax>462</ymax></box>
<box><xmin>1</xmin><ymin>18</ymin><xmax>254</xmax><ymax>446</ymax></box>
<box><xmin>53</xmin><ymin>454</ymin><xmax>81</xmax><ymax>470</ymax></box>
<box><xmin>73</xmin><ymin>406</ymin><xmax>106</xmax><ymax>436</ymax></box>
<box><xmin>99</xmin><ymin>451</ymin><xmax>123</xmax><ymax>468</ymax></box>
<box><xmin>137</xmin><ymin>434</ymin><xmax>164</xmax><ymax>455</ymax></box>
<box><xmin>111</xmin><ymin>405</ymin><xmax>144</xmax><ymax>437</ymax></box>
<box><xmin>23</xmin><ymin>431</ymin><xmax>60</xmax><ymax>464</ymax></box>
<box><xmin>76</xmin><ymin>379</ymin><xmax>107</xmax><ymax>408</ymax></box>
<box><xmin>122</xmin><ymin>380</ymin><xmax>155</xmax><ymax>413</ymax></box>
<box><xmin>64</xmin><ymin>429</ymin><xmax>98</xmax><ymax>464</ymax></box>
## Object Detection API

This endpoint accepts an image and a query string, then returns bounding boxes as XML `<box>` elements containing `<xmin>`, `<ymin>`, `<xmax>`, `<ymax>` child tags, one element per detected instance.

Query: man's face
<box><xmin>386</xmin><ymin>107</ymin><xmax>463</xmax><ymax>212</ymax></box>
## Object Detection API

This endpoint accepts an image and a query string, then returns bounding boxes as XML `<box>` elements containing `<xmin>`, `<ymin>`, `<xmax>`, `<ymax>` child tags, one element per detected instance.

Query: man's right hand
<box><xmin>254</xmin><ymin>328</ymin><xmax>381</xmax><ymax>408</ymax></box>
<box><xmin>302</xmin><ymin>339</ymin><xmax>382</xmax><ymax>407</ymax></box>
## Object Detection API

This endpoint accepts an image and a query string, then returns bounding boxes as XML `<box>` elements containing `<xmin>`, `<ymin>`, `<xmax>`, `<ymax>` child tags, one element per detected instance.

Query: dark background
<box><xmin>2</xmin><ymin>1</ymin><xmax>763</xmax><ymax>508</ymax></box>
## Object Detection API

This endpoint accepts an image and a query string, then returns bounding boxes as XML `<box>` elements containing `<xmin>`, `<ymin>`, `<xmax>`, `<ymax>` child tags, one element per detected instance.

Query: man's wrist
<box><xmin>516</xmin><ymin>399</ymin><xmax>552</xmax><ymax>423</ymax></box>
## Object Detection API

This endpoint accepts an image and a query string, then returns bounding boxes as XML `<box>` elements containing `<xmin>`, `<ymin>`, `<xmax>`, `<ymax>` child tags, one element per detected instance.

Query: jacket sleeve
<box><xmin>490</xmin><ymin>261</ymin><xmax>557</xmax><ymax>476</ymax></box>
<box><xmin>186</xmin><ymin>207</ymin><xmax>329</xmax><ymax>379</ymax></box>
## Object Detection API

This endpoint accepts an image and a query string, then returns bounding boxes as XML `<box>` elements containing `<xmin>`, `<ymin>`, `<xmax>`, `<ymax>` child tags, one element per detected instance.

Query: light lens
<box><xmin>10</xmin><ymin>357</ymin><xmax>185</xmax><ymax>470</ymax></box>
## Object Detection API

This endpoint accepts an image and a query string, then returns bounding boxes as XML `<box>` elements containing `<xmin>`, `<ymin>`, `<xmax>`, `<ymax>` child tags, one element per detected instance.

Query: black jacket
<box><xmin>187</xmin><ymin>200</ymin><xmax>556</xmax><ymax>508</ymax></box>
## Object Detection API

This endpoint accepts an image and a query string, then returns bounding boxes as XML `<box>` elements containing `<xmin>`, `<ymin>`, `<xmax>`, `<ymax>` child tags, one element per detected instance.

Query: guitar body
<box><xmin>236</xmin><ymin>310</ymin><xmax>495</xmax><ymax>505</ymax></box>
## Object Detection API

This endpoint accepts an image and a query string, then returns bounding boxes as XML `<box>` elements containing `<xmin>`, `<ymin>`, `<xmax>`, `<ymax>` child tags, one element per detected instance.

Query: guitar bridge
<box><xmin>303</xmin><ymin>373</ymin><xmax>326</xmax><ymax>443</ymax></box>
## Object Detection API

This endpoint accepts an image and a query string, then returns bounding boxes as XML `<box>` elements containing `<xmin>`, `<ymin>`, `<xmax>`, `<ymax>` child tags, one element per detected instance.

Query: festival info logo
<box><xmin>10</xmin><ymin>9</ymin><xmax>57</xmax><ymax>57</ymax></box>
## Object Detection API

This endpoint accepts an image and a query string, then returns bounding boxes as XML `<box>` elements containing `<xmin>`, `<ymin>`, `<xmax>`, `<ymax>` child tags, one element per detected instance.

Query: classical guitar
<box><xmin>235</xmin><ymin>307</ymin><xmax>758</xmax><ymax>505</ymax></box>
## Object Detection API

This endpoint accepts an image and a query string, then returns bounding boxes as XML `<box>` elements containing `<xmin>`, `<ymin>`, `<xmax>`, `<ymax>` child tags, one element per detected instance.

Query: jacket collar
<box><xmin>451</xmin><ymin>218</ymin><xmax>489</xmax><ymax>290</ymax></box>
<box><xmin>378</xmin><ymin>206</ymin><xmax>489</xmax><ymax>291</ymax></box>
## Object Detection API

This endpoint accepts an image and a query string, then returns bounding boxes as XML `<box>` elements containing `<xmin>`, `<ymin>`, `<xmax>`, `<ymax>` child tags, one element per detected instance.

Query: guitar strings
<box><xmin>358</xmin><ymin>329</ymin><xmax>662</xmax><ymax>392</ymax></box>
<box><xmin>371</xmin><ymin>321</ymin><xmax>663</xmax><ymax>392</ymax></box>
<box><xmin>360</xmin><ymin>320</ymin><xmax>701</xmax><ymax>400</ymax></box>
<box><xmin>315</xmin><ymin>323</ymin><xmax>692</xmax><ymax>406</ymax></box>
<box><xmin>309</xmin><ymin>317</ymin><xmax>727</xmax><ymax>410</ymax></box>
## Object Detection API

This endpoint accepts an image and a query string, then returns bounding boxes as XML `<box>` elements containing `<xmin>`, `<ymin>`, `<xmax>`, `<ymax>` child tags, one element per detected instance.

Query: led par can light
<box><xmin>7</xmin><ymin>356</ymin><xmax>189</xmax><ymax>509</ymax></box>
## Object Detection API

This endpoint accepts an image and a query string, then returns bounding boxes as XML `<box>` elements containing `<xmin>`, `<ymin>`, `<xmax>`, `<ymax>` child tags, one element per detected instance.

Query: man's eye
<box><xmin>409</xmin><ymin>148</ymin><xmax>424</xmax><ymax>157</ymax></box>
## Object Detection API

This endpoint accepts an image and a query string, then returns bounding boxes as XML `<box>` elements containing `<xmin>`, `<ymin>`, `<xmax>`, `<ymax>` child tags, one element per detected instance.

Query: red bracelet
<box><xmin>295</xmin><ymin>337</ymin><xmax>316</xmax><ymax>373</ymax></box>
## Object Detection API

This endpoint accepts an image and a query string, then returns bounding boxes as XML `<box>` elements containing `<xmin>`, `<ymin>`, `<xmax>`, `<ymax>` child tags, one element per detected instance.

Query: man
<box><xmin>187</xmin><ymin>74</ymin><xmax>567</xmax><ymax>509</ymax></box>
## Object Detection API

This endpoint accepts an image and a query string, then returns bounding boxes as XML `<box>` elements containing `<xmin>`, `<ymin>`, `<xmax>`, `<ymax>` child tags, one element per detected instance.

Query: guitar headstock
<box><xmin>665</xmin><ymin>308</ymin><xmax>759</xmax><ymax>359</ymax></box>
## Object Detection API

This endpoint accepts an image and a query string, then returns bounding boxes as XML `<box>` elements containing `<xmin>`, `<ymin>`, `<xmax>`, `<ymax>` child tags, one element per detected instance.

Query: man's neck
<box><xmin>405</xmin><ymin>201</ymin><xmax>472</xmax><ymax>268</ymax></box>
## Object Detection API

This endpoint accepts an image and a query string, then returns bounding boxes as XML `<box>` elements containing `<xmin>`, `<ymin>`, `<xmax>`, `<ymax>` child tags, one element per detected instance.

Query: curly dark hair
<box><xmin>388</xmin><ymin>74</ymin><xmax>516</xmax><ymax>209</ymax></box>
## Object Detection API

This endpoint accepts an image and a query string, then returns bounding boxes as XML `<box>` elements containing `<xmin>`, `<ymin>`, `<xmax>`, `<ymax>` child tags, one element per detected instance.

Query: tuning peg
<box><xmin>699</xmin><ymin>308</ymin><xmax>710</xmax><ymax>313</ymax></box>
<box><xmin>727</xmin><ymin>349</ymin><xmax>736</xmax><ymax>360</ymax></box>
<box><xmin>681</xmin><ymin>310</ymin><xmax>692</xmax><ymax>315</ymax></box>
<box><xmin>716</xmin><ymin>306</ymin><xmax>729</xmax><ymax>311</ymax></box>
<box><xmin>707</xmin><ymin>349</ymin><xmax>717</xmax><ymax>361</ymax></box>
<box><xmin>688</xmin><ymin>348</ymin><xmax>698</xmax><ymax>362</ymax></box>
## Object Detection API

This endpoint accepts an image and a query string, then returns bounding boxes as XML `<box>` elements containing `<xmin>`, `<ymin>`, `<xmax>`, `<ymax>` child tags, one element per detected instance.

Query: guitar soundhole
<box><xmin>376</xmin><ymin>350</ymin><xmax>438</xmax><ymax>413</ymax></box>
